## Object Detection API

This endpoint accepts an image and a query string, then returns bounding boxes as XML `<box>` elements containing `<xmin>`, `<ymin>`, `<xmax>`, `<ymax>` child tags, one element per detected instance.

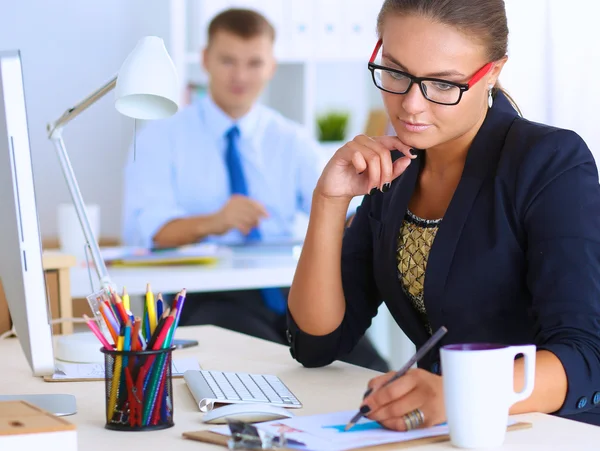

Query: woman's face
<box><xmin>379</xmin><ymin>14</ymin><xmax>505</xmax><ymax>151</ymax></box>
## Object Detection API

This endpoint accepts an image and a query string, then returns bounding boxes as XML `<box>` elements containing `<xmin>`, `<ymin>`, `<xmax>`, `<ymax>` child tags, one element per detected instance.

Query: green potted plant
<box><xmin>316</xmin><ymin>110</ymin><xmax>350</xmax><ymax>165</ymax></box>
<box><xmin>316</xmin><ymin>110</ymin><xmax>350</xmax><ymax>142</ymax></box>
<box><xmin>317</xmin><ymin>111</ymin><xmax>350</xmax><ymax>142</ymax></box>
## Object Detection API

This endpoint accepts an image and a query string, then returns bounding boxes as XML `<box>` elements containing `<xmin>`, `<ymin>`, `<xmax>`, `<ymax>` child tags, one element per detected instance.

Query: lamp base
<box><xmin>54</xmin><ymin>332</ymin><xmax>104</xmax><ymax>363</ymax></box>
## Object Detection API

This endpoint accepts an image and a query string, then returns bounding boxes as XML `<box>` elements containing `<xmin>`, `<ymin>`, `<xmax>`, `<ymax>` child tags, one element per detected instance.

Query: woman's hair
<box><xmin>207</xmin><ymin>8</ymin><xmax>275</xmax><ymax>44</ymax></box>
<box><xmin>376</xmin><ymin>0</ymin><xmax>521</xmax><ymax>115</ymax></box>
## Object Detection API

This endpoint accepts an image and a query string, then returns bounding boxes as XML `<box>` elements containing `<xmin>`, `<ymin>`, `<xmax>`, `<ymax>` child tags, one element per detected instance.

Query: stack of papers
<box><xmin>101</xmin><ymin>244</ymin><xmax>219</xmax><ymax>267</ymax></box>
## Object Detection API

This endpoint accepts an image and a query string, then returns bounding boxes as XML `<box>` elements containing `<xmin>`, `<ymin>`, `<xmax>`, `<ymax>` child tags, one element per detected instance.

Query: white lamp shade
<box><xmin>115</xmin><ymin>36</ymin><xmax>179</xmax><ymax>120</ymax></box>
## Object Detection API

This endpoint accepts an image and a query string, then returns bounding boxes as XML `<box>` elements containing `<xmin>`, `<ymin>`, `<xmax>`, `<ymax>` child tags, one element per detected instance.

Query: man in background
<box><xmin>122</xmin><ymin>8</ymin><xmax>388</xmax><ymax>372</ymax></box>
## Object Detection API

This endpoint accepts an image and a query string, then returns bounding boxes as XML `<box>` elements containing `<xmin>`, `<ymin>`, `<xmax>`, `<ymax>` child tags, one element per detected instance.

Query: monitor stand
<box><xmin>0</xmin><ymin>394</ymin><xmax>76</xmax><ymax>416</ymax></box>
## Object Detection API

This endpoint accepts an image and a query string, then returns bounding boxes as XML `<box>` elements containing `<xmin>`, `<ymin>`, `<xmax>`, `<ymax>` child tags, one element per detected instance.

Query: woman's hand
<box><xmin>361</xmin><ymin>368</ymin><xmax>446</xmax><ymax>431</ymax></box>
<box><xmin>316</xmin><ymin>135</ymin><xmax>416</xmax><ymax>200</ymax></box>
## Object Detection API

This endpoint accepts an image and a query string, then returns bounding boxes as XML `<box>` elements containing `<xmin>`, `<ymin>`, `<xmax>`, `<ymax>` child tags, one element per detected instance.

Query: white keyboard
<box><xmin>184</xmin><ymin>370</ymin><xmax>302</xmax><ymax>412</ymax></box>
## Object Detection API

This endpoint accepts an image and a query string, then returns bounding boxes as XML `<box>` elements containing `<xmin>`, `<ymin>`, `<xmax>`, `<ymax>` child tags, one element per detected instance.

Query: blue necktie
<box><xmin>225</xmin><ymin>126</ymin><xmax>286</xmax><ymax>315</ymax></box>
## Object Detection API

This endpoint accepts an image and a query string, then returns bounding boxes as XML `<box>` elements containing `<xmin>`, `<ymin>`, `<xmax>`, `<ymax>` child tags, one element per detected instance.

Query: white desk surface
<box><xmin>70</xmin><ymin>245</ymin><xmax>299</xmax><ymax>298</ymax></box>
<box><xmin>1</xmin><ymin>326</ymin><xmax>599</xmax><ymax>450</ymax></box>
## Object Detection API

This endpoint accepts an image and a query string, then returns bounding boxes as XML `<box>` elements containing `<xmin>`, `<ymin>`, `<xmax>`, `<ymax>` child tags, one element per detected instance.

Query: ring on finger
<box><xmin>402</xmin><ymin>408</ymin><xmax>425</xmax><ymax>431</ymax></box>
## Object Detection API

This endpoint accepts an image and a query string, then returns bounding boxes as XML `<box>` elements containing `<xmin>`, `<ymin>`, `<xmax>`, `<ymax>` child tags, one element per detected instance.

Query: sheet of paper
<box><xmin>211</xmin><ymin>410</ymin><xmax>517</xmax><ymax>451</ymax></box>
<box><xmin>101</xmin><ymin>243</ymin><xmax>219</xmax><ymax>266</ymax></box>
<box><xmin>51</xmin><ymin>358</ymin><xmax>201</xmax><ymax>380</ymax></box>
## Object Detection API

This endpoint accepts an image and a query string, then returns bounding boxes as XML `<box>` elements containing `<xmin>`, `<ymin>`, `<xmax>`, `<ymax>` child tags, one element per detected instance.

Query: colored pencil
<box><xmin>83</xmin><ymin>314</ymin><xmax>113</xmax><ymax>350</ymax></box>
<box><xmin>146</xmin><ymin>283</ymin><xmax>157</xmax><ymax>335</ymax></box>
<box><xmin>122</xmin><ymin>286</ymin><xmax>130</xmax><ymax>312</ymax></box>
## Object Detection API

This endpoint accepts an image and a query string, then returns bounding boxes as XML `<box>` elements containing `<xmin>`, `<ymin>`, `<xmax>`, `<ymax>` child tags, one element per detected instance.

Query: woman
<box><xmin>287</xmin><ymin>0</ymin><xmax>600</xmax><ymax>430</ymax></box>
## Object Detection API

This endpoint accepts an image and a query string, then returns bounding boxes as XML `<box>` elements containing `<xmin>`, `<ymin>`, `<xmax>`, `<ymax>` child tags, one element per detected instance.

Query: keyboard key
<box><xmin>237</xmin><ymin>373</ymin><xmax>268</xmax><ymax>402</ymax></box>
<box><xmin>212</xmin><ymin>371</ymin><xmax>240</xmax><ymax>400</ymax></box>
<box><xmin>251</xmin><ymin>375</ymin><xmax>283</xmax><ymax>403</ymax></box>
<box><xmin>201</xmin><ymin>371</ymin><xmax>224</xmax><ymax>398</ymax></box>
<box><xmin>225</xmin><ymin>373</ymin><xmax>254</xmax><ymax>401</ymax></box>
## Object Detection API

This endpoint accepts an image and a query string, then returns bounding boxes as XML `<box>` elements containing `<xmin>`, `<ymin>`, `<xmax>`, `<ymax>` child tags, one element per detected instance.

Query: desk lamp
<box><xmin>46</xmin><ymin>36</ymin><xmax>179</xmax><ymax>362</ymax></box>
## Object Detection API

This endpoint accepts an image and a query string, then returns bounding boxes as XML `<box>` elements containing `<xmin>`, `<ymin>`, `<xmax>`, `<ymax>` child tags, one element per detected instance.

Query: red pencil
<box><xmin>151</xmin><ymin>316</ymin><xmax>174</xmax><ymax>350</ymax></box>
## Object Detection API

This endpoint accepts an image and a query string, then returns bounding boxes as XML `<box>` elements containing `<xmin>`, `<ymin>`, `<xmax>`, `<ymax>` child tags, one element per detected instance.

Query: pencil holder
<box><xmin>101</xmin><ymin>346</ymin><xmax>175</xmax><ymax>431</ymax></box>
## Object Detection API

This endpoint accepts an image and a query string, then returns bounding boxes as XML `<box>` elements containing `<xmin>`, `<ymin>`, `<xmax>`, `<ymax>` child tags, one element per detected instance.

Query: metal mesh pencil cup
<box><xmin>102</xmin><ymin>346</ymin><xmax>175</xmax><ymax>431</ymax></box>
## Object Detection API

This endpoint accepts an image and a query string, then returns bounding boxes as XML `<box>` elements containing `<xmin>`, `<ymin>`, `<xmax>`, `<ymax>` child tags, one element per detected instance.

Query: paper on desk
<box><xmin>101</xmin><ymin>243</ymin><xmax>219</xmax><ymax>266</ymax></box>
<box><xmin>50</xmin><ymin>358</ymin><xmax>201</xmax><ymax>380</ymax></box>
<box><xmin>211</xmin><ymin>410</ymin><xmax>517</xmax><ymax>451</ymax></box>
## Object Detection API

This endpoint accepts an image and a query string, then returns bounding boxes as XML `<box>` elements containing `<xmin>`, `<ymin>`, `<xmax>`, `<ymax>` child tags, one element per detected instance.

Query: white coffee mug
<box><xmin>57</xmin><ymin>203</ymin><xmax>100</xmax><ymax>264</ymax></box>
<box><xmin>440</xmin><ymin>343</ymin><xmax>536</xmax><ymax>449</ymax></box>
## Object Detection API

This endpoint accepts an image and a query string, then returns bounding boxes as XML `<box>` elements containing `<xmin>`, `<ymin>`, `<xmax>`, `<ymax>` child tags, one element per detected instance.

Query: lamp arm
<box><xmin>47</xmin><ymin>76</ymin><xmax>116</xmax><ymax>139</ymax></box>
<box><xmin>46</xmin><ymin>77</ymin><xmax>119</xmax><ymax>292</ymax></box>
<box><xmin>49</xmin><ymin>135</ymin><xmax>114</xmax><ymax>291</ymax></box>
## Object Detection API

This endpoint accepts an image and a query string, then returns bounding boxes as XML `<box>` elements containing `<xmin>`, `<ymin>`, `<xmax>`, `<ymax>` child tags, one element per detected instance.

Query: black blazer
<box><xmin>288</xmin><ymin>92</ymin><xmax>600</xmax><ymax>425</ymax></box>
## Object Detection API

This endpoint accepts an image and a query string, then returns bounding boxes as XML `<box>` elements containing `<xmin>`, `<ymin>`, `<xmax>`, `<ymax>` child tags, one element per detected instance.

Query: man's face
<box><xmin>203</xmin><ymin>30</ymin><xmax>276</xmax><ymax>117</ymax></box>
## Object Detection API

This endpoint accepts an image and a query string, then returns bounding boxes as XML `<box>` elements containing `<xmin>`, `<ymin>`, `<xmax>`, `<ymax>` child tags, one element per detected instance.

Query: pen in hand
<box><xmin>344</xmin><ymin>326</ymin><xmax>448</xmax><ymax>432</ymax></box>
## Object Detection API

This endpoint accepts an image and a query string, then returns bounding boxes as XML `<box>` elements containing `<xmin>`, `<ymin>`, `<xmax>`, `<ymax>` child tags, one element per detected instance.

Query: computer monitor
<box><xmin>0</xmin><ymin>50</ymin><xmax>55</xmax><ymax>377</ymax></box>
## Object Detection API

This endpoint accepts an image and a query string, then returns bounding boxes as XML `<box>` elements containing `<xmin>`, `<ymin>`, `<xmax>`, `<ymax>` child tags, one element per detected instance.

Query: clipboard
<box><xmin>182</xmin><ymin>422</ymin><xmax>532</xmax><ymax>450</ymax></box>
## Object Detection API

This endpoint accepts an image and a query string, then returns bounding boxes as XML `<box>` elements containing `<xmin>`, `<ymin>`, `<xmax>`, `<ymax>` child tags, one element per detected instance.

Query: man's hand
<box><xmin>214</xmin><ymin>194</ymin><xmax>269</xmax><ymax>236</ymax></box>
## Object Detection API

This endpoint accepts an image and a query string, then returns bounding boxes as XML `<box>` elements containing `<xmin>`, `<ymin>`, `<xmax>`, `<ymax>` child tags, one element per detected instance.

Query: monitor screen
<box><xmin>0</xmin><ymin>50</ymin><xmax>55</xmax><ymax>376</ymax></box>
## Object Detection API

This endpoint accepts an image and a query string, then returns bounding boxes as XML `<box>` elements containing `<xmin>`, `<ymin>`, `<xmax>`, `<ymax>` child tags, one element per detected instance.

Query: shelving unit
<box><xmin>169</xmin><ymin>0</ymin><xmax>385</xmax><ymax>140</ymax></box>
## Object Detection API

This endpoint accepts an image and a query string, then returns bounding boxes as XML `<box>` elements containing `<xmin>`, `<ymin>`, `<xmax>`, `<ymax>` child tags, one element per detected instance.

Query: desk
<box><xmin>1</xmin><ymin>326</ymin><xmax>598</xmax><ymax>450</ymax></box>
<box><xmin>69</xmin><ymin>246</ymin><xmax>300</xmax><ymax>298</ymax></box>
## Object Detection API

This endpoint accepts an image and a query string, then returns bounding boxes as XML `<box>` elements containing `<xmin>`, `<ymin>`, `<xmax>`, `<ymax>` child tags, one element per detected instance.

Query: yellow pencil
<box><xmin>122</xmin><ymin>286</ymin><xmax>130</xmax><ymax>312</ymax></box>
<box><xmin>146</xmin><ymin>283</ymin><xmax>157</xmax><ymax>335</ymax></box>
<box><xmin>107</xmin><ymin>334</ymin><xmax>124</xmax><ymax>422</ymax></box>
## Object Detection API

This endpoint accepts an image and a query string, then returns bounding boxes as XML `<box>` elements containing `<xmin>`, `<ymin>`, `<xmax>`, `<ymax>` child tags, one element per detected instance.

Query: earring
<box><xmin>488</xmin><ymin>86</ymin><xmax>494</xmax><ymax>108</ymax></box>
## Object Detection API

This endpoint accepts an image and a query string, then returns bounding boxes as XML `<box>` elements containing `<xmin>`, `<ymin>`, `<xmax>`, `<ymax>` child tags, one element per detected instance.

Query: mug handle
<box><xmin>510</xmin><ymin>345</ymin><xmax>537</xmax><ymax>405</ymax></box>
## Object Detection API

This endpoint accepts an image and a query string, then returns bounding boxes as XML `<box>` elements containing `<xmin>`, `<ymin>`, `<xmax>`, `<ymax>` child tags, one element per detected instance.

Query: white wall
<box><xmin>502</xmin><ymin>0</ymin><xmax>600</xmax><ymax>163</ymax></box>
<box><xmin>0</xmin><ymin>0</ymin><xmax>170</xmax><ymax>240</ymax></box>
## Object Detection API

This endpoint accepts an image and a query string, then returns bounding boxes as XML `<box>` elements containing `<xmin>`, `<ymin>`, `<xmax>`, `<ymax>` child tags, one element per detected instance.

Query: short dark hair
<box><xmin>207</xmin><ymin>8</ymin><xmax>275</xmax><ymax>44</ymax></box>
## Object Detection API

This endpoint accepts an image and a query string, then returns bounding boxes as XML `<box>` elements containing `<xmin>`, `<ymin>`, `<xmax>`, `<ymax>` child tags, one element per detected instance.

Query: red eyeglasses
<box><xmin>368</xmin><ymin>39</ymin><xmax>494</xmax><ymax>106</ymax></box>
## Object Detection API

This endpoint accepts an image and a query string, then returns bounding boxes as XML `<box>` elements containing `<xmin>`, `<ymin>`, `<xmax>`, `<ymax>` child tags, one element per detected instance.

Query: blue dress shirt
<box><xmin>122</xmin><ymin>95</ymin><xmax>321</xmax><ymax>248</ymax></box>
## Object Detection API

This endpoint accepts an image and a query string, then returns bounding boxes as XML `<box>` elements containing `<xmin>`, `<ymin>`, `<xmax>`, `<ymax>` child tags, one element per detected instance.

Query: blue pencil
<box><xmin>156</xmin><ymin>294</ymin><xmax>164</xmax><ymax>319</ymax></box>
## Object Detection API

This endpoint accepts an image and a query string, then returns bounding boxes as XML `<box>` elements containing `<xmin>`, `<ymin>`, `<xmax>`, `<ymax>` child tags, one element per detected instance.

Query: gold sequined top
<box><xmin>397</xmin><ymin>210</ymin><xmax>442</xmax><ymax>335</ymax></box>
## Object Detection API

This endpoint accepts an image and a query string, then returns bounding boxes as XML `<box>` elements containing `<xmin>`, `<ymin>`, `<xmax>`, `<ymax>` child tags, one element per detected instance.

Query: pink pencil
<box><xmin>83</xmin><ymin>314</ymin><xmax>113</xmax><ymax>349</ymax></box>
